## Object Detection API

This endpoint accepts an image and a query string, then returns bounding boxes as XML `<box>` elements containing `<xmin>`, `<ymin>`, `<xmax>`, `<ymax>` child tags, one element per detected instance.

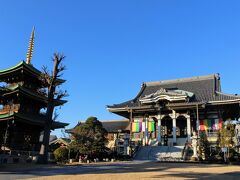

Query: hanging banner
<box><xmin>199</xmin><ymin>119</ymin><xmax>223</xmax><ymax>131</ymax></box>
<box><xmin>204</xmin><ymin>120</ymin><xmax>208</xmax><ymax>130</ymax></box>
<box><xmin>148</xmin><ymin>121</ymin><xmax>155</xmax><ymax>132</ymax></box>
<box><xmin>199</xmin><ymin>119</ymin><xmax>205</xmax><ymax>131</ymax></box>
<box><xmin>132</xmin><ymin>122</ymin><xmax>140</xmax><ymax>132</ymax></box>
<box><xmin>142</xmin><ymin>122</ymin><xmax>145</xmax><ymax>132</ymax></box>
<box><xmin>139</xmin><ymin>122</ymin><xmax>142</xmax><ymax>132</ymax></box>
<box><xmin>219</xmin><ymin>118</ymin><xmax>223</xmax><ymax>129</ymax></box>
<box><xmin>208</xmin><ymin>119</ymin><xmax>212</xmax><ymax>130</ymax></box>
<box><xmin>212</xmin><ymin>119</ymin><xmax>218</xmax><ymax>130</ymax></box>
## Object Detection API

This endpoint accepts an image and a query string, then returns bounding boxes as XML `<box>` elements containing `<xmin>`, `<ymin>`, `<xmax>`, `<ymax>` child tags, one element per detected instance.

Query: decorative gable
<box><xmin>139</xmin><ymin>88</ymin><xmax>194</xmax><ymax>104</ymax></box>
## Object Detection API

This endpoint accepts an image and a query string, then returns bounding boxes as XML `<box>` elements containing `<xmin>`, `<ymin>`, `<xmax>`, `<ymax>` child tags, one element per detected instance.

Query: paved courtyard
<box><xmin>1</xmin><ymin>161</ymin><xmax>240</xmax><ymax>180</ymax></box>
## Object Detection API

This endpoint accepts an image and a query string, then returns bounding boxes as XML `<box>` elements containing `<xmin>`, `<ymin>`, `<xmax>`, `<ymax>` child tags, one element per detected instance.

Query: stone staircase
<box><xmin>134</xmin><ymin>146</ymin><xmax>184</xmax><ymax>162</ymax></box>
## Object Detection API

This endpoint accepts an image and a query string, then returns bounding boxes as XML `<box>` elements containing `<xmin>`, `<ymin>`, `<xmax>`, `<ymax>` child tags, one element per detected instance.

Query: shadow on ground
<box><xmin>0</xmin><ymin>161</ymin><xmax>240</xmax><ymax>179</ymax></box>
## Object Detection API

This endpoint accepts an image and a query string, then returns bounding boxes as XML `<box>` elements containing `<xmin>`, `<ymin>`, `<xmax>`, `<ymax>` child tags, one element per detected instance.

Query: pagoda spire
<box><xmin>26</xmin><ymin>27</ymin><xmax>35</xmax><ymax>64</ymax></box>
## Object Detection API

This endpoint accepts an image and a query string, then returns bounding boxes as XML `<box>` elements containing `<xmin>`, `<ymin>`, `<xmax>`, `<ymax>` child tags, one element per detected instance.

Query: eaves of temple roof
<box><xmin>0</xmin><ymin>84</ymin><xmax>67</xmax><ymax>106</ymax></box>
<box><xmin>107</xmin><ymin>74</ymin><xmax>240</xmax><ymax>112</ymax></box>
<box><xmin>66</xmin><ymin>119</ymin><xmax>130</xmax><ymax>134</ymax></box>
<box><xmin>0</xmin><ymin>112</ymin><xmax>68</xmax><ymax>129</ymax></box>
<box><xmin>0</xmin><ymin>61</ymin><xmax>65</xmax><ymax>85</ymax></box>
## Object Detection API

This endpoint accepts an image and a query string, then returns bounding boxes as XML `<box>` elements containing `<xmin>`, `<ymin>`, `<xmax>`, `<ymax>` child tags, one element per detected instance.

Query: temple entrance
<box><xmin>176</xmin><ymin>115</ymin><xmax>188</xmax><ymax>145</ymax></box>
<box><xmin>161</xmin><ymin>116</ymin><xmax>173</xmax><ymax>138</ymax></box>
<box><xmin>132</xmin><ymin>114</ymin><xmax>191</xmax><ymax>146</ymax></box>
<box><xmin>176</xmin><ymin>116</ymin><xmax>187</xmax><ymax>138</ymax></box>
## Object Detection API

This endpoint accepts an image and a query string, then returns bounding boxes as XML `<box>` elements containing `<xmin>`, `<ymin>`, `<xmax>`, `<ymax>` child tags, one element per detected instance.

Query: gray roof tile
<box><xmin>108</xmin><ymin>74</ymin><xmax>240</xmax><ymax>109</ymax></box>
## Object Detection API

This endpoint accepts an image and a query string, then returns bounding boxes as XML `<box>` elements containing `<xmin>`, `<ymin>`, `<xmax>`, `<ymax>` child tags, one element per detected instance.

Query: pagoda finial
<box><xmin>26</xmin><ymin>27</ymin><xmax>35</xmax><ymax>64</ymax></box>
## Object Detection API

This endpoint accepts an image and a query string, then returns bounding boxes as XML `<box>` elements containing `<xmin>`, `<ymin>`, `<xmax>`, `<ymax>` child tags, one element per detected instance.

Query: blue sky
<box><xmin>1</xmin><ymin>1</ymin><xmax>240</xmax><ymax>136</ymax></box>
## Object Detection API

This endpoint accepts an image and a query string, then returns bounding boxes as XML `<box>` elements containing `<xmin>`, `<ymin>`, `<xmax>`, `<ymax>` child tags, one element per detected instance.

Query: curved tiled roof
<box><xmin>0</xmin><ymin>61</ymin><xmax>65</xmax><ymax>84</ymax></box>
<box><xmin>0</xmin><ymin>112</ymin><xmax>68</xmax><ymax>129</ymax></box>
<box><xmin>0</xmin><ymin>84</ymin><xmax>67</xmax><ymax>106</ymax></box>
<box><xmin>66</xmin><ymin>119</ymin><xmax>130</xmax><ymax>134</ymax></box>
<box><xmin>107</xmin><ymin>74</ymin><xmax>240</xmax><ymax>109</ymax></box>
<box><xmin>100</xmin><ymin>120</ymin><xmax>130</xmax><ymax>132</ymax></box>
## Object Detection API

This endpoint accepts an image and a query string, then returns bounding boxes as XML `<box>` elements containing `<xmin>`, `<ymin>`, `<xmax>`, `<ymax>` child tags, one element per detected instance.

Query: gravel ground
<box><xmin>3</xmin><ymin>161</ymin><xmax>238</xmax><ymax>180</ymax></box>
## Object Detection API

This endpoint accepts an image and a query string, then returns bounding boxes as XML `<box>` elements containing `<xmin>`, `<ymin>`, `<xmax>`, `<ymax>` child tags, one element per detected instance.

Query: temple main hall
<box><xmin>108</xmin><ymin>74</ymin><xmax>240</xmax><ymax>146</ymax></box>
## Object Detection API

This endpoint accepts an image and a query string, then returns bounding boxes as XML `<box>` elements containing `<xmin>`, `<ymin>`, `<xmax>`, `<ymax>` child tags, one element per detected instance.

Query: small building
<box><xmin>49</xmin><ymin>137</ymin><xmax>71</xmax><ymax>152</ymax></box>
<box><xmin>107</xmin><ymin>74</ymin><xmax>240</xmax><ymax>146</ymax></box>
<box><xmin>101</xmin><ymin>120</ymin><xmax>130</xmax><ymax>155</ymax></box>
<box><xmin>67</xmin><ymin>120</ymin><xmax>130</xmax><ymax>156</ymax></box>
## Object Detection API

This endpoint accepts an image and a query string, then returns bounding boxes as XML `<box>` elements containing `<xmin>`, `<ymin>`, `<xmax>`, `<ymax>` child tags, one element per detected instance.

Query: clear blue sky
<box><xmin>1</xmin><ymin>1</ymin><xmax>240</xmax><ymax>137</ymax></box>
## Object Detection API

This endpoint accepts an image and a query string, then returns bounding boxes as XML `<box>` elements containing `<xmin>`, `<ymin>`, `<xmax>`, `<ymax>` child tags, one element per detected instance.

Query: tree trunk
<box><xmin>38</xmin><ymin>96</ymin><xmax>55</xmax><ymax>164</ymax></box>
<box><xmin>38</xmin><ymin>63</ymin><xmax>57</xmax><ymax>163</ymax></box>
<box><xmin>38</xmin><ymin>122</ymin><xmax>51</xmax><ymax>163</ymax></box>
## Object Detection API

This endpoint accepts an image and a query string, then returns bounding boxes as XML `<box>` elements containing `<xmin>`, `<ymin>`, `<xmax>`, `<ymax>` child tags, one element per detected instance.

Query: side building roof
<box><xmin>66</xmin><ymin>119</ymin><xmax>130</xmax><ymax>134</ymax></box>
<box><xmin>100</xmin><ymin>120</ymin><xmax>130</xmax><ymax>132</ymax></box>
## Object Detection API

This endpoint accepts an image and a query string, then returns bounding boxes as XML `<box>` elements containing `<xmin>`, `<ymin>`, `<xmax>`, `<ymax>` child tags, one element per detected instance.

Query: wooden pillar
<box><xmin>145</xmin><ymin>116</ymin><xmax>148</xmax><ymax>146</ymax></box>
<box><xmin>187</xmin><ymin>115</ymin><xmax>191</xmax><ymax>142</ymax></box>
<box><xmin>129</xmin><ymin>109</ymin><xmax>133</xmax><ymax>139</ymax></box>
<box><xmin>157</xmin><ymin>113</ymin><xmax>161</xmax><ymax>145</ymax></box>
<box><xmin>172</xmin><ymin>110</ymin><xmax>177</xmax><ymax>145</ymax></box>
<box><xmin>196</xmin><ymin>104</ymin><xmax>200</xmax><ymax>136</ymax></box>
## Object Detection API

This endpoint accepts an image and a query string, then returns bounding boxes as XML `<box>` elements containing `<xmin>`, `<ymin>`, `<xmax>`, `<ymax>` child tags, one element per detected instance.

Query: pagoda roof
<box><xmin>0</xmin><ymin>61</ymin><xmax>41</xmax><ymax>75</ymax></box>
<box><xmin>107</xmin><ymin>74</ymin><xmax>240</xmax><ymax>111</ymax></box>
<box><xmin>0</xmin><ymin>61</ymin><xmax>65</xmax><ymax>84</ymax></box>
<box><xmin>0</xmin><ymin>112</ymin><xmax>68</xmax><ymax>129</ymax></box>
<box><xmin>0</xmin><ymin>84</ymin><xmax>67</xmax><ymax>106</ymax></box>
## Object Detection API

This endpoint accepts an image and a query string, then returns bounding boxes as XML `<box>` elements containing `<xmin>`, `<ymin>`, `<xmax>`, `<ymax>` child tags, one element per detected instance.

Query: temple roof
<box><xmin>100</xmin><ymin>120</ymin><xmax>130</xmax><ymax>132</ymax></box>
<box><xmin>0</xmin><ymin>112</ymin><xmax>68</xmax><ymax>129</ymax></box>
<box><xmin>0</xmin><ymin>61</ymin><xmax>65</xmax><ymax>84</ymax></box>
<box><xmin>66</xmin><ymin>119</ymin><xmax>130</xmax><ymax>134</ymax></box>
<box><xmin>0</xmin><ymin>84</ymin><xmax>67</xmax><ymax>106</ymax></box>
<box><xmin>107</xmin><ymin>74</ymin><xmax>240</xmax><ymax>110</ymax></box>
<box><xmin>49</xmin><ymin>138</ymin><xmax>71</xmax><ymax>146</ymax></box>
<box><xmin>0</xmin><ymin>61</ymin><xmax>40</xmax><ymax>75</ymax></box>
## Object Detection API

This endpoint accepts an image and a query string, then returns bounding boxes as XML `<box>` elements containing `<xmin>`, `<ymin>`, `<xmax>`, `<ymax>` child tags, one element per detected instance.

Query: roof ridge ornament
<box><xmin>145</xmin><ymin>74</ymin><xmax>218</xmax><ymax>86</ymax></box>
<box><xmin>26</xmin><ymin>27</ymin><xmax>35</xmax><ymax>64</ymax></box>
<box><xmin>156</xmin><ymin>88</ymin><xmax>167</xmax><ymax>94</ymax></box>
<box><xmin>139</xmin><ymin>88</ymin><xmax>194</xmax><ymax>104</ymax></box>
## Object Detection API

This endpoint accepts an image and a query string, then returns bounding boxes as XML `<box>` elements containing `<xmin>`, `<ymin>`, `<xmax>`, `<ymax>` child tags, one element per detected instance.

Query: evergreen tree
<box><xmin>218</xmin><ymin>124</ymin><xmax>235</xmax><ymax>148</ymax></box>
<box><xmin>71</xmin><ymin>117</ymin><xmax>107</xmax><ymax>157</ymax></box>
<box><xmin>198</xmin><ymin>131</ymin><xmax>210</xmax><ymax>160</ymax></box>
<box><xmin>217</xmin><ymin>124</ymin><xmax>236</xmax><ymax>162</ymax></box>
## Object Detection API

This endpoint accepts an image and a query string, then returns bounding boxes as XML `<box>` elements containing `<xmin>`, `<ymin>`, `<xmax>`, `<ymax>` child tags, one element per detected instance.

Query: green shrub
<box><xmin>198</xmin><ymin>132</ymin><xmax>210</xmax><ymax>160</ymax></box>
<box><xmin>53</xmin><ymin>147</ymin><xmax>69</xmax><ymax>163</ymax></box>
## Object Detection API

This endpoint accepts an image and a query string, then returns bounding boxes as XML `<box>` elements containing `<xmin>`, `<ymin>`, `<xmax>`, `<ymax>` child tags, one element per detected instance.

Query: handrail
<box><xmin>132</xmin><ymin>145</ymin><xmax>140</xmax><ymax>159</ymax></box>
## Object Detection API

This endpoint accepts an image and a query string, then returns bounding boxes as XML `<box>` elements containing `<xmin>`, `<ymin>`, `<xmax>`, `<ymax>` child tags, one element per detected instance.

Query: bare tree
<box><xmin>38</xmin><ymin>53</ymin><xmax>67</xmax><ymax>164</ymax></box>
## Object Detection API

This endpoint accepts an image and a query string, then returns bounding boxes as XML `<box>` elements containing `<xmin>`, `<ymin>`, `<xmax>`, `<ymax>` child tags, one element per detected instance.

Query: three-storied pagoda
<box><xmin>107</xmin><ymin>74</ymin><xmax>240</xmax><ymax>146</ymax></box>
<box><xmin>0</xmin><ymin>29</ymin><xmax>68</xmax><ymax>151</ymax></box>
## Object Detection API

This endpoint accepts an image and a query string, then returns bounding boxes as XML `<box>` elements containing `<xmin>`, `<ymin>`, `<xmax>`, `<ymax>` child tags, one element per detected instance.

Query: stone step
<box><xmin>134</xmin><ymin>146</ymin><xmax>184</xmax><ymax>161</ymax></box>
